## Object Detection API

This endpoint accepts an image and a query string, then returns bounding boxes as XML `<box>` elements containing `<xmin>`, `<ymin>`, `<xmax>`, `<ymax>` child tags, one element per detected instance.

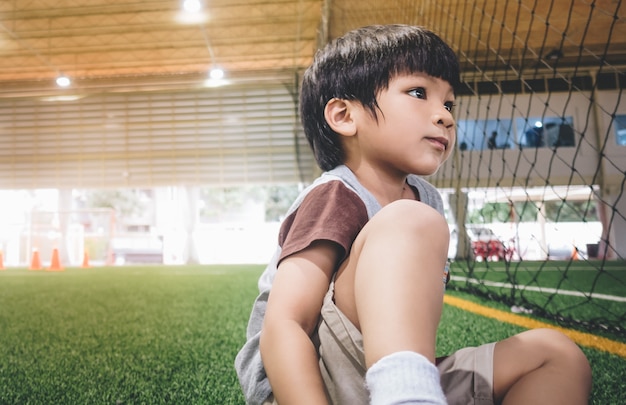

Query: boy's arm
<box><xmin>260</xmin><ymin>240</ymin><xmax>340</xmax><ymax>405</ymax></box>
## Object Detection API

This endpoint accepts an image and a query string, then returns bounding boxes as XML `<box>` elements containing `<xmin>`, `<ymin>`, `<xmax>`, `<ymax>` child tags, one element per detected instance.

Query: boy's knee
<box><xmin>495</xmin><ymin>329</ymin><xmax>592</xmax><ymax>399</ymax></box>
<box><xmin>534</xmin><ymin>329</ymin><xmax>592</xmax><ymax>392</ymax></box>
<box><xmin>530</xmin><ymin>329</ymin><xmax>583</xmax><ymax>354</ymax></box>
<box><xmin>374</xmin><ymin>200</ymin><xmax>449</xmax><ymax>238</ymax></box>
<box><xmin>551</xmin><ymin>331</ymin><xmax>589</xmax><ymax>366</ymax></box>
<box><xmin>349</xmin><ymin>200</ymin><xmax>450</xmax><ymax>268</ymax></box>
<box><xmin>524</xmin><ymin>329</ymin><xmax>591</xmax><ymax>374</ymax></box>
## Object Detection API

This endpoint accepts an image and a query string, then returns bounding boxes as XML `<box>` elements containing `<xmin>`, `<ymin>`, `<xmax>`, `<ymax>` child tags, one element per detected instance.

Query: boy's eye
<box><xmin>444</xmin><ymin>102</ymin><xmax>456</xmax><ymax>113</ymax></box>
<box><xmin>408</xmin><ymin>87</ymin><xmax>426</xmax><ymax>99</ymax></box>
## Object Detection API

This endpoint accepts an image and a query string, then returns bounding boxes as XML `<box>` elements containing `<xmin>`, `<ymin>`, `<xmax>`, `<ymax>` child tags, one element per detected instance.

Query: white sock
<box><xmin>365</xmin><ymin>351</ymin><xmax>447</xmax><ymax>405</ymax></box>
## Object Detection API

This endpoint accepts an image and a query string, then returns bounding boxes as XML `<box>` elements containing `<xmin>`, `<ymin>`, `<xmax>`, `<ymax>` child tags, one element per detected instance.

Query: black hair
<box><xmin>300</xmin><ymin>24</ymin><xmax>461</xmax><ymax>171</ymax></box>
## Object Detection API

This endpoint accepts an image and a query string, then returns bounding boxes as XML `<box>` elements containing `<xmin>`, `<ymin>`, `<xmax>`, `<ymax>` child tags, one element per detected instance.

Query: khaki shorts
<box><xmin>315</xmin><ymin>281</ymin><xmax>496</xmax><ymax>405</ymax></box>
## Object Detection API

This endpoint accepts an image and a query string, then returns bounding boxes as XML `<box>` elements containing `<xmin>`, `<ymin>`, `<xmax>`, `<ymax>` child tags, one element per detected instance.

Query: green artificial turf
<box><xmin>449</xmin><ymin>260</ymin><xmax>626</xmax><ymax>339</ymax></box>
<box><xmin>0</xmin><ymin>266</ymin><xmax>259</xmax><ymax>404</ymax></box>
<box><xmin>0</xmin><ymin>265</ymin><xmax>624</xmax><ymax>404</ymax></box>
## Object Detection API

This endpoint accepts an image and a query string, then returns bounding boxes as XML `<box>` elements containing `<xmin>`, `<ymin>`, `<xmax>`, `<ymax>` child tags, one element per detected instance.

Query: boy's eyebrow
<box><xmin>397</xmin><ymin>74</ymin><xmax>456</xmax><ymax>92</ymax></box>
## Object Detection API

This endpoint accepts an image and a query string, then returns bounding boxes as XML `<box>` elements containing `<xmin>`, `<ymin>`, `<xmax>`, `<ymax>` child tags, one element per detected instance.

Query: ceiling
<box><xmin>0</xmin><ymin>0</ymin><xmax>624</xmax><ymax>99</ymax></box>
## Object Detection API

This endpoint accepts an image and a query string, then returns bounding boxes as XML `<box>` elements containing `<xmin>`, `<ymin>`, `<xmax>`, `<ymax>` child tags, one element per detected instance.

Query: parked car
<box><xmin>467</xmin><ymin>226</ymin><xmax>515</xmax><ymax>261</ymax></box>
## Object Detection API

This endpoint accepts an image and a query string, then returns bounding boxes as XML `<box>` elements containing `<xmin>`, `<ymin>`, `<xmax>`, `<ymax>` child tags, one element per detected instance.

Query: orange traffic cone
<box><xmin>571</xmin><ymin>246</ymin><xmax>579</xmax><ymax>260</ymax></box>
<box><xmin>29</xmin><ymin>249</ymin><xmax>42</xmax><ymax>270</ymax></box>
<box><xmin>81</xmin><ymin>251</ymin><xmax>90</xmax><ymax>268</ymax></box>
<box><xmin>47</xmin><ymin>248</ymin><xmax>64</xmax><ymax>271</ymax></box>
<box><xmin>0</xmin><ymin>250</ymin><xmax>5</xmax><ymax>270</ymax></box>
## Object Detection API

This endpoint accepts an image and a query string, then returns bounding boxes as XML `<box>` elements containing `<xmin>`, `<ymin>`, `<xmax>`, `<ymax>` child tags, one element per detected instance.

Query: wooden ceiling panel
<box><xmin>0</xmin><ymin>0</ymin><xmax>623</xmax><ymax>98</ymax></box>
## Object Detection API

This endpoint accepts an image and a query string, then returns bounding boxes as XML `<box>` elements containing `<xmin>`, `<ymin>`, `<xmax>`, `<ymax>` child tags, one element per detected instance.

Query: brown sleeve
<box><xmin>278</xmin><ymin>181</ymin><xmax>369</xmax><ymax>265</ymax></box>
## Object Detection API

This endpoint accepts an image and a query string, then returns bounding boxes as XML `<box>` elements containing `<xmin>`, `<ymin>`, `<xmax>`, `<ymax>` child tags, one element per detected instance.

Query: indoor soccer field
<box><xmin>0</xmin><ymin>263</ymin><xmax>624</xmax><ymax>405</ymax></box>
<box><xmin>1</xmin><ymin>1</ymin><xmax>626</xmax><ymax>404</ymax></box>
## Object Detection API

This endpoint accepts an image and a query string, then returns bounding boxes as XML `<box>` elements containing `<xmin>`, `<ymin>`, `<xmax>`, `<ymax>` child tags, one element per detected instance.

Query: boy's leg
<box><xmin>492</xmin><ymin>328</ymin><xmax>591</xmax><ymax>405</ymax></box>
<box><xmin>334</xmin><ymin>199</ymin><xmax>449</xmax><ymax>366</ymax></box>
<box><xmin>333</xmin><ymin>199</ymin><xmax>450</xmax><ymax>403</ymax></box>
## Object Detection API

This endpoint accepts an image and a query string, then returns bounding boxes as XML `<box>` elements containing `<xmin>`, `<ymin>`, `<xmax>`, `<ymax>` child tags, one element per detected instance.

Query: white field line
<box><xmin>450</xmin><ymin>275</ymin><xmax>626</xmax><ymax>303</ymax></box>
<box><xmin>463</xmin><ymin>266</ymin><xmax>611</xmax><ymax>272</ymax></box>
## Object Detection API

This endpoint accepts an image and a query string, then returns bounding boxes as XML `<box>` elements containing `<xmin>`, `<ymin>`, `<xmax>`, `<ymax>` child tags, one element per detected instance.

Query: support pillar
<box><xmin>448</xmin><ymin>191</ymin><xmax>474</xmax><ymax>260</ymax></box>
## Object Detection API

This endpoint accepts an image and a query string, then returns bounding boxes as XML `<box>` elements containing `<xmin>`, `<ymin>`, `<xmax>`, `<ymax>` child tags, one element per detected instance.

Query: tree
<box><xmin>85</xmin><ymin>189</ymin><xmax>147</xmax><ymax>217</ymax></box>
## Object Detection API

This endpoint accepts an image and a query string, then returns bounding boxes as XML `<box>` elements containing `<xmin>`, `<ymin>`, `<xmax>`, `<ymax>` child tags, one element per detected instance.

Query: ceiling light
<box><xmin>204</xmin><ymin>78</ymin><xmax>230</xmax><ymax>88</ymax></box>
<box><xmin>183</xmin><ymin>0</ymin><xmax>202</xmax><ymax>13</ymax></box>
<box><xmin>545</xmin><ymin>49</ymin><xmax>563</xmax><ymax>60</ymax></box>
<box><xmin>209</xmin><ymin>67</ymin><xmax>224</xmax><ymax>80</ymax></box>
<box><xmin>56</xmin><ymin>75</ymin><xmax>71</xmax><ymax>87</ymax></box>
<box><xmin>204</xmin><ymin>67</ymin><xmax>230</xmax><ymax>87</ymax></box>
<box><xmin>175</xmin><ymin>7</ymin><xmax>207</xmax><ymax>24</ymax></box>
<box><xmin>40</xmin><ymin>94</ymin><xmax>86</xmax><ymax>102</ymax></box>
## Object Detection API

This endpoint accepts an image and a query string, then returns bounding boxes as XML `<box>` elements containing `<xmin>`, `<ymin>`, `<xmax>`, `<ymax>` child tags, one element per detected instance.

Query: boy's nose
<box><xmin>433</xmin><ymin>111</ymin><xmax>455</xmax><ymax>129</ymax></box>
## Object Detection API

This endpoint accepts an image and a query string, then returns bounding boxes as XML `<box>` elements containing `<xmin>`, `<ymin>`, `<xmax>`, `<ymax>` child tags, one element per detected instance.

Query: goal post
<box><xmin>24</xmin><ymin>208</ymin><xmax>115</xmax><ymax>267</ymax></box>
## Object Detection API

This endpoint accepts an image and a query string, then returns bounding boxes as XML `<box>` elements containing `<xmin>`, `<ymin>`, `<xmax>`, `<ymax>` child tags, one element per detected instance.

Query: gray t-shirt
<box><xmin>234</xmin><ymin>165</ymin><xmax>444</xmax><ymax>405</ymax></box>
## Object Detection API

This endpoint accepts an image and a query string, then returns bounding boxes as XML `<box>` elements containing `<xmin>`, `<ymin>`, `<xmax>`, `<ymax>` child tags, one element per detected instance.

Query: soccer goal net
<box><xmin>331</xmin><ymin>1</ymin><xmax>625</xmax><ymax>336</ymax></box>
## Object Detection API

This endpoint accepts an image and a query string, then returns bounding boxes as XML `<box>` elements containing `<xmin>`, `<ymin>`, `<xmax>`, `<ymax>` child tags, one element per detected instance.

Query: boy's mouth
<box><xmin>427</xmin><ymin>136</ymin><xmax>449</xmax><ymax>151</ymax></box>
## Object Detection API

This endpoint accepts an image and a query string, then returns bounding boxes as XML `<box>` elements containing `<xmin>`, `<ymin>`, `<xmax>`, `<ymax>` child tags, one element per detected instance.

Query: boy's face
<box><xmin>352</xmin><ymin>72</ymin><xmax>456</xmax><ymax>177</ymax></box>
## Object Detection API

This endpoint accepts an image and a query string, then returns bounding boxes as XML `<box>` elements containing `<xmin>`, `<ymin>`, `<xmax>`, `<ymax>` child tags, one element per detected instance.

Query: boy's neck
<box><xmin>345</xmin><ymin>164</ymin><xmax>415</xmax><ymax>206</ymax></box>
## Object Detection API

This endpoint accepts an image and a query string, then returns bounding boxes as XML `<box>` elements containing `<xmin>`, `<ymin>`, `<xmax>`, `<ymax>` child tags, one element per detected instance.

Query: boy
<box><xmin>235</xmin><ymin>24</ymin><xmax>591</xmax><ymax>404</ymax></box>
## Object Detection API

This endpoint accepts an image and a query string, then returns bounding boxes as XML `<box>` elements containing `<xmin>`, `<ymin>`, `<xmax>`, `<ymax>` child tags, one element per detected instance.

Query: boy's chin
<box><xmin>411</xmin><ymin>166</ymin><xmax>440</xmax><ymax>177</ymax></box>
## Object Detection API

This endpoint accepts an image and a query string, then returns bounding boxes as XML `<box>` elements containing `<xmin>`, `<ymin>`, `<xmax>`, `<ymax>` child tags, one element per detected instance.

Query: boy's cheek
<box><xmin>446</xmin><ymin>135</ymin><xmax>457</xmax><ymax>157</ymax></box>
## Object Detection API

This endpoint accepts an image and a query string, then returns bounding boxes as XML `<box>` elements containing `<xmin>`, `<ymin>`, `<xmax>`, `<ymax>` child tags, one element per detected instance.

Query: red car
<box><xmin>468</xmin><ymin>227</ymin><xmax>515</xmax><ymax>261</ymax></box>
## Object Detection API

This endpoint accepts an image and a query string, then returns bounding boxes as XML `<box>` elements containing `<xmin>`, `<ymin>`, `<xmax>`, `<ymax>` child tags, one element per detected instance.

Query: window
<box><xmin>615</xmin><ymin>114</ymin><xmax>626</xmax><ymax>146</ymax></box>
<box><xmin>516</xmin><ymin>116</ymin><xmax>575</xmax><ymax>148</ymax></box>
<box><xmin>457</xmin><ymin>119</ymin><xmax>514</xmax><ymax>151</ymax></box>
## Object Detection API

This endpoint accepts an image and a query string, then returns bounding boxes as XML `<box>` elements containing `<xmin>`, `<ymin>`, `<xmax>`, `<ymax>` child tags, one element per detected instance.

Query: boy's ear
<box><xmin>324</xmin><ymin>98</ymin><xmax>357</xmax><ymax>137</ymax></box>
